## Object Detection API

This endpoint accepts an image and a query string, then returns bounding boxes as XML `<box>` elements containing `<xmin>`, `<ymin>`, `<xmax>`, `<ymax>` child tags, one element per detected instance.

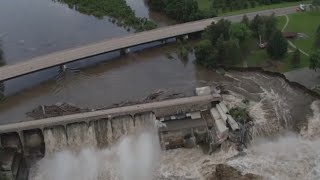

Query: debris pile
<box><xmin>26</xmin><ymin>103</ymin><xmax>90</xmax><ymax>119</ymax></box>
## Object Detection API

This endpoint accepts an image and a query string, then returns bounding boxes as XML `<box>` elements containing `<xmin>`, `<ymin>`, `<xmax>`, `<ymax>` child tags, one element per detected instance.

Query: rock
<box><xmin>208</xmin><ymin>164</ymin><xmax>262</xmax><ymax>180</ymax></box>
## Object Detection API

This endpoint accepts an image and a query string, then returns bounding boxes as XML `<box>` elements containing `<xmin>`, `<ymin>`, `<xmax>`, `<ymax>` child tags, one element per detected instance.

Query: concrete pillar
<box><xmin>0</xmin><ymin>132</ymin><xmax>22</xmax><ymax>153</ymax></box>
<box><xmin>59</xmin><ymin>64</ymin><xmax>67</xmax><ymax>72</ymax></box>
<box><xmin>160</xmin><ymin>39</ymin><xmax>168</xmax><ymax>44</ymax></box>
<box><xmin>23</xmin><ymin>129</ymin><xmax>45</xmax><ymax>157</ymax></box>
<box><xmin>120</xmin><ymin>48</ymin><xmax>130</xmax><ymax>55</ymax></box>
<box><xmin>183</xmin><ymin>34</ymin><xmax>189</xmax><ymax>40</ymax></box>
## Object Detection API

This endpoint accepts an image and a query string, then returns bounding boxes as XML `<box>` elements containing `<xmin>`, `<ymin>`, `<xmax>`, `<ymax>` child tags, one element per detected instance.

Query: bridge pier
<box><xmin>120</xmin><ymin>48</ymin><xmax>131</xmax><ymax>55</ymax></box>
<box><xmin>161</xmin><ymin>39</ymin><xmax>168</xmax><ymax>44</ymax></box>
<box><xmin>59</xmin><ymin>64</ymin><xmax>67</xmax><ymax>72</ymax></box>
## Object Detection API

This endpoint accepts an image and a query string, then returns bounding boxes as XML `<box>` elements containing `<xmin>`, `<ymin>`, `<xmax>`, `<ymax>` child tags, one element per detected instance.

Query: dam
<box><xmin>0</xmin><ymin>87</ymin><xmax>248</xmax><ymax>179</ymax></box>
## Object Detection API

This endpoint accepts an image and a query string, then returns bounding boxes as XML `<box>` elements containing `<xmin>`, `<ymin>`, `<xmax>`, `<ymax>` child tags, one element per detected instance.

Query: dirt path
<box><xmin>282</xmin><ymin>14</ymin><xmax>309</xmax><ymax>56</ymax></box>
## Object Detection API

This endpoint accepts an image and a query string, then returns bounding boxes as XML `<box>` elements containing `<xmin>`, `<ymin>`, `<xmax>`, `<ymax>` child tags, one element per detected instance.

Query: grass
<box><xmin>221</xmin><ymin>1</ymin><xmax>311</xmax><ymax>16</ymax></box>
<box><xmin>197</xmin><ymin>1</ymin><xmax>311</xmax><ymax>16</ymax></box>
<box><xmin>245</xmin><ymin>11</ymin><xmax>319</xmax><ymax>72</ymax></box>
<box><xmin>281</xmin><ymin>12</ymin><xmax>320</xmax><ymax>54</ymax></box>
<box><xmin>197</xmin><ymin>0</ymin><xmax>212</xmax><ymax>11</ymax></box>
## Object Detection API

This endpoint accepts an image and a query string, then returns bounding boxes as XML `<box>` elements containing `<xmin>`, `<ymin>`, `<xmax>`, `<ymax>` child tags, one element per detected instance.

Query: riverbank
<box><xmin>56</xmin><ymin>0</ymin><xmax>156</xmax><ymax>31</ymax></box>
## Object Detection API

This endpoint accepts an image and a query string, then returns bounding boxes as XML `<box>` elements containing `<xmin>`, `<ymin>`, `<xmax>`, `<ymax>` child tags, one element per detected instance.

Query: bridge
<box><xmin>0</xmin><ymin>6</ymin><xmax>297</xmax><ymax>81</ymax></box>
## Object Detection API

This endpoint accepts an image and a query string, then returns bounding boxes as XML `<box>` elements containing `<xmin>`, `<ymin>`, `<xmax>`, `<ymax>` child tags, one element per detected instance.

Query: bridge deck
<box><xmin>0</xmin><ymin>6</ymin><xmax>297</xmax><ymax>81</ymax></box>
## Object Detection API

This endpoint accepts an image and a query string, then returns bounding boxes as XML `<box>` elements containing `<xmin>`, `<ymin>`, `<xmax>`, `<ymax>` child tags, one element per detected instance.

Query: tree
<box><xmin>221</xmin><ymin>39</ymin><xmax>242</xmax><ymax>65</ymax></box>
<box><xmin>264</xmin><ymin>14</ymin><xmax>277</xmax><ymax>40</ymax></box>
<box><xmin>291</xmin><ymin>49</ymin><xmax>301</xmax><ymax>68</ymax></box>
<box><xmin>309</xmin><ymin>50</ymin><xmax>320</xmax><ymax>71</ymax></box>
<box><xmin>203</xmin><ymin>19</ymin><xmax>231</xmax><ymax>45</ymax></box>
<box><xmin>250</xmin><ymin>15</ymin><xmax>264</xmax><ymax>38</ymax></box>
<box><xmin>241</xmin><ymin>15</ymin><xmax>250</xmax><ymax>27</ymax></box>
<box><xmin>313</xmin><ymin>0</ymin><xmax>320</xmax><ymax>6</ymax></box>
<box><xmin>230</xmin><ymin>23</ymin><xmax>251</xmax><ymax>43</ymax></box>
<box><xmin>267</xmin><ymin>30</ymin><xmax>288</xmax><ymax>59</ymax></box>
<box><xmin>250</xmin><ymin>14</ymin><xmax>277</xmax><ymax>40</ymax></box>
<box><xmin>315</xmin><ymin>24</ymin><xmax>320</xmax><ymax>48</ymax></box>
<box><xmin>195</xmin><ymin>40</ymin><xmax>219</xmax><ymax>67</ymax></box>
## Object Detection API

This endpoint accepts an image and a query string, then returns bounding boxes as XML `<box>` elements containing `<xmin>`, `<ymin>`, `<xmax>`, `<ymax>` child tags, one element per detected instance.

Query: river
<box><xmin>1</xmin><ymin>1</ymin><xmax>320</xmax><ymax>179</ymax></box>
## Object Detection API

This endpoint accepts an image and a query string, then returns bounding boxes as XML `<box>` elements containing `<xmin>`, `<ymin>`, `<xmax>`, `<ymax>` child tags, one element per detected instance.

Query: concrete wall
<box><xmin>0</xmin><ymin>94</ymin><xmax>221</xmax><ymax>155</ymax></box>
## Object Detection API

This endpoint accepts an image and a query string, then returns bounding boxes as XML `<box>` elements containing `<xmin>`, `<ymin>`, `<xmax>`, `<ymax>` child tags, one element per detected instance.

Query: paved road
<box><xmin>0</xmin><ymin>6</ymin><xmax>297</xmax><ymax>82</ymax></box>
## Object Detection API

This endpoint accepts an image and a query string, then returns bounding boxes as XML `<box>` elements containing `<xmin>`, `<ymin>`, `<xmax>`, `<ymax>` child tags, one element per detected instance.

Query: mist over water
<box><xmin>30</xmin><ymin>131</ymin><xmax>160</xmax><ymax>180</ymax></box>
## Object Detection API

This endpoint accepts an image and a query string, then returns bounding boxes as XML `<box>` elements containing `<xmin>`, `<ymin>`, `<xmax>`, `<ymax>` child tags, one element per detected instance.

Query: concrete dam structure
<box><xmin>0</xmin><ymin>89</ymin><xmax>230</xmax><ymax>179</ymax></box>
<box><xmin>0</xmin><ymin>87</ymin><xmax>245</xmax><ymax>179</ymax></box>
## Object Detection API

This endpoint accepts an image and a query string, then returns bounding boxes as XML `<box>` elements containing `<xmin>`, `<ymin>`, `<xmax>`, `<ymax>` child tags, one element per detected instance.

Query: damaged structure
<box><xmin>0</xmin><ymin>86</ymin><xmax>248</xmax><ymax>179</ymax></box>
<box><xmin>159</xmin><ymin>86</ymin><xmax>243</xmax><ymax>153</ymax></box>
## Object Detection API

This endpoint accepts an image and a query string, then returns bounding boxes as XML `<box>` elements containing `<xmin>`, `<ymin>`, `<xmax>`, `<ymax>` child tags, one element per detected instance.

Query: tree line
<box><xmin>212</xmin><ymin>0</ymin><xmax>301</xmax><ymax>14</ymax></box>
<box><xmin>147</xmin><ymin>0</ymin><xmax>215</xmax><ymax>22</ymax></box>
<box><xmin>54</xmin><ymin>0</ymin><xmax>157</xmax><ymax>32</ymax></box>
<box><xmin>195</xmin><ymin>14</ymin><xmax>288</xmax><ymax>68</ymax></box>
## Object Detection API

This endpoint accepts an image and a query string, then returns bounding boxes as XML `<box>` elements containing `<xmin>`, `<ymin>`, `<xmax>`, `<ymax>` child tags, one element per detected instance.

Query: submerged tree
<box><xmin>195</xmin><ymin>40</ymin><xmax>219</xmax><ymax>67</ymax></box>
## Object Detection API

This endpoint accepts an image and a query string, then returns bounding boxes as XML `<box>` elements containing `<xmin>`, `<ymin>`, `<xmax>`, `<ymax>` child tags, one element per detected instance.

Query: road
<box><xmin>0</xmin><ymin>6</ymin><xmax>298</xmax><ymax>82</ymax></box>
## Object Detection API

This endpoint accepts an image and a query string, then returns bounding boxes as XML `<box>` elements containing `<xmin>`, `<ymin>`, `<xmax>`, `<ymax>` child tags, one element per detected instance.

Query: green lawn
<box><xmin>281</xmin><ymin>12</ymin><xmax>320</xmax><ymax>54</ymax></box>
<box><xmin>277</xmin><ymin>16</ymin><xmax>287</xmax><ymax>30</ymax></box>
<box><xmin>197</xmin><ymin>0</ymin><xmax>212</xmax><ymax>11</ymax></box>
<box><xmin>197</xmin><ymin>0</ymin><xmax>312</xmax><ymax>16</ymax></box>
<box><xmin>246</xmin><ymin>47</ymin><xmax>310</xmax><ymax>72</ymax></box>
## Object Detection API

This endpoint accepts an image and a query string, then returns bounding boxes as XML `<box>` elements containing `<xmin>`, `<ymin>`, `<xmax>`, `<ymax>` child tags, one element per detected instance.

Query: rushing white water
<box><xmin>31</xmin><ymin>112</ymin><xmax>161</xmax><ymax>180</ymax></box>
<box><xmin>31</xmin><ymin>92</ymin><xmax>320</xmax><ymax>180</ymax></box>
<box><xmin>30</xmin><ymin>131</ymin><xmax>160</xmax><ymax>180</ymax></box>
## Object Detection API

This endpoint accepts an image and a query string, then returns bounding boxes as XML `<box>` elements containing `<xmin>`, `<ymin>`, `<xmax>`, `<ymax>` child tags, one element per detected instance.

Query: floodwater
<box><xmin>0</xmin><ymin>0</ymin><xmax>318</xmax><ymax>127</ymax></box>
<box><xmin>1</xmin><ymin>1</ymin><xmax>320</xmax><ymax>179</ymax></box>
<box><xmin>0</xmin><ymin>0</ymin><xmax>174</xmax><ymax>123</ymax></box>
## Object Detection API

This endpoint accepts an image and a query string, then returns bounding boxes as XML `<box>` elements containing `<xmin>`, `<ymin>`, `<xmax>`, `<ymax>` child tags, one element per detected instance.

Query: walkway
<box><xmin>0</xmin><ymin>6</ymin><xmax>298</xmax><ymax>82</ymax></box>
<box><xmin>0</xmin><ymin>94</ymin><xmax>221</xmax><ymax>133</ymax></box>
<box><xmin>282</xmin><ymin>14</ymin><xmax>309</xmax><ymax>56</ymax></box>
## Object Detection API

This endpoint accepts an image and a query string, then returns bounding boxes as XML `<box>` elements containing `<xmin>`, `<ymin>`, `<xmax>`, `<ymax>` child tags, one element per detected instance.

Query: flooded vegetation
<box><xmin>54</xmin><ymin>0</ymin><xmax>157</xmax><ymax>31</ymax></box>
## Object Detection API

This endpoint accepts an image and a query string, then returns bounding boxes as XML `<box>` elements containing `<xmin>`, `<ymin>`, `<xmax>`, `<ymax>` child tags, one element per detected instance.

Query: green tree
<box><xmin>264</xmin><ymin>14</ymin><xmax>277</xmax><ymax>40</ymax></box>
<box><xmin>195</xmin><ymin>40</ymin><xmax>219</xmax><ymax>67</ymax></box>
<box><xmin>220</xmin><ymin>39</ymin><xmax>242</xmax><ymax>65</ymax></box>
<box><xmin>250</xmin><ymin>14</ymin><xmax>277</xmax><ymax>40</ymax></box>
<box><xmin>230</xmin><ymin>23</ymin><xmax>251</xmax><ymax>43</ymax></box>
<box><xmin>291</xmin><ymin>49</ymin><xmax>301</xmax><ymax>68</ymax></box>
<box><xmin>250</xmin><ymin>14</ymin><xmax>264</xmax><ymax>38</ymax></box>
<box><xmin>267</xmin><ymin>30</ymin><xmax>288</xmax><ymax>59</ymax></box>
<box><xmin>204</xmin><ymin>19</ymin><xmax>231</xmax><ymax>45</ymax></box>
<box><xmin>315</xmin><ymin>24</ymin><xmax>320</xmax><ymax>48</ymax></box>
<box><xmin>309</xmin><ymin>50</ymin><xmax>320</xmax><ymax>71</ymax></box>
<box><xmin>313</xmin><ymin>0</ymin><xmax>320</xmax><ymax>6</ymax></box>
<box><xmin>241</xmin><ymin>15</ymin><xmax>250</xmax><ymax>27</ymax></box>
<box><xmin>148</xmin><ymin>0</ymin><xmax>166</xmax><ymax>11</ymax></box>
